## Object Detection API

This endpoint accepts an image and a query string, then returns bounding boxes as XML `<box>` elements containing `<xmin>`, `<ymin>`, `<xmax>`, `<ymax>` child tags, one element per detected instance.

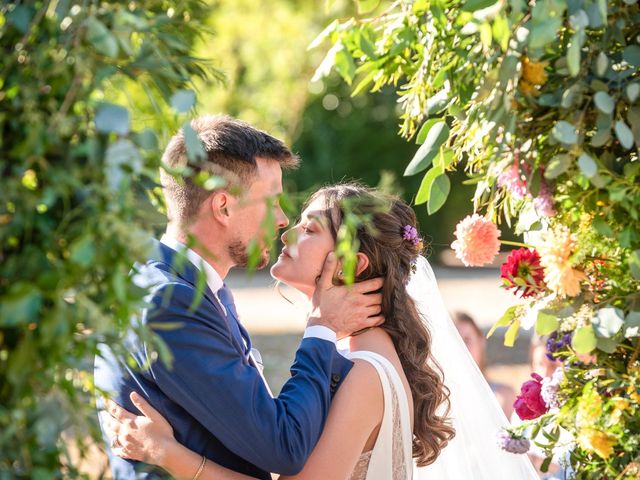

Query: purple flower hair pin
<box><xmin>402</xmin><ymin>224</ymin><xmax>423</xmax><ymax>249</ymax></box>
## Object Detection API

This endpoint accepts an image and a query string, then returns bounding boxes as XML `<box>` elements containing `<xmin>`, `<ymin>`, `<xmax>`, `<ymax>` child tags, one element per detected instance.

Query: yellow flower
<box><xmin>522</xmin><ymin>57</ymin><xmax>549</xmax><ymax>86</ymax></box>
<box><xmin>518</xmin><ymin>79</ymin><xmax>540</xmax><ymax>96</ymax></box>
<box><xmin>576</xmin><ymin>386</ymin><xmax>602</xmax><ymax>428</ymax></box>
<box><xmin>537</xmin><ymin>226</ymin><xmax>586</xmax><ymax>297</ymax></box>
<box><xmin>577</xmin><ymin>428</ymin><xmax>616</xmax><ymax>459</ymax></box>
<box><xmin>610</xmin><ymin>398</ymin><xmax>630</xmax><ymax>423</ymax></box>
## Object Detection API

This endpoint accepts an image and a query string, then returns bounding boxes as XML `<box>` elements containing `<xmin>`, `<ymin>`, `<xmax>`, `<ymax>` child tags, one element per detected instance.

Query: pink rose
<box><xmin>514</xmin><ymin>373</ymin><xmax>549</xmax><ymax>420</ymax></box>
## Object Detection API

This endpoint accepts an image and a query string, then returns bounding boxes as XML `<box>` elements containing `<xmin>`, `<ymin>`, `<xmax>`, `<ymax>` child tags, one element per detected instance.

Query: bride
<box><xmin>104</xmin><ymin>183</ymin><xmax>538</xmax><ymax>479</ymax></box>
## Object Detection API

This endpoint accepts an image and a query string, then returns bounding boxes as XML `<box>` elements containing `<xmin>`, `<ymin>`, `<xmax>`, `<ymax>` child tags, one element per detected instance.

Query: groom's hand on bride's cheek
<box><xmin>308</xmin><ymin>252</ymin><xmax>384</xmax><ymax>339</ymax></box>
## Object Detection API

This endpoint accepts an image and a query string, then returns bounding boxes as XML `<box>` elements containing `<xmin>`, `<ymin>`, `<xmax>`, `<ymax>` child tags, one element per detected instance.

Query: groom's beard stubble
<box><xmin>228</xmin><ymin>239</ymin><xmax>270</xmax><ymax>269</ymax></box>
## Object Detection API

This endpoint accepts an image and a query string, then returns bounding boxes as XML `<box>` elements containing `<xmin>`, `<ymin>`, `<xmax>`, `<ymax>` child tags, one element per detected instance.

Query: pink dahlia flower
<box><xmin>451</xmin><ymin>214</ymin><xmax>501</xmax><ymax>267</ymax></box>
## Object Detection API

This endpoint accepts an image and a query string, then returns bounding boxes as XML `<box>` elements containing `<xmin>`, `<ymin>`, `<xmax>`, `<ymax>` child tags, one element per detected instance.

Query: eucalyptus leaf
<box><xmin>577</xmin><ymin>153</ymin><xmax>597</xmax><ymax>178</ymax></box>
<box><xmin>170</xmin><ymin>89</ymin><xmax>196</xmax><ymax>113</ymax></box>
<box><xmin>404</xmin><ymin>122</ymin><xmax>449</xmax><ymax>176</ymax></box>
<box><xmin>623</xmin><ymin>45</ymin><xmax>640</xmax><ymax>67</ymax></box>
<box><xmin>595</xmin><ymin>52</ymin><xmax>608</xmax><ymax>76</ymax></box>
<box><xmin>461</xmin><ymin>0</ymin><xmax>499</xmax><ymax>12</ymax></box>
<box><xmin>552</xmin><ymin>121</ymin><xmax>578</xmax><ymax>145</ymax></box>
<box><xmin>95</xmin><ymin>103</ymin><xmax>130</xmax><ymax>136</ymax></box>
<box><xmin>545</xmin><ymin>154</ymin><xmax>571</xmax><ymax>179</ymax></box>
<box><xmin>593</xmin><ymin>91</ymin><xmax>614</xmax><ymax>114</ymax></box>
<box><xmin>596</xmin><ymin>336</ymin><xmax>618</xmax><ymax>353</ymax></box>
<box><xmin>615</xmin><ymin>120</ymin><xmax>634</xmax><ymax>150</ymax></box>
<box><xmin>592</xmin><ymin>307</ymin><xmax>624</xmax><ymax>338</ymax></box>
<box><xmin>87</xmin><ymin>17</ymin><xmax>119</xmax><ymax>58</ymax></box>
<box><xmin>625</xmin><ymin>311</ymin><xmax>640</xmax><ymax>338</ymax></box>
<box><xmin>626</xmin><ymin>83</ymin><xmax>639</xmax><ymax>103</ymax></box>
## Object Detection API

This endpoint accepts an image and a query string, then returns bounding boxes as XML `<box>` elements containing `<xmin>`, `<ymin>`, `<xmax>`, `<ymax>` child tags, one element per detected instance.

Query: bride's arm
<box><xmin>107</xmin><ymin>361</ymin><xmax>382</xmax><ymax>480</ymax></box>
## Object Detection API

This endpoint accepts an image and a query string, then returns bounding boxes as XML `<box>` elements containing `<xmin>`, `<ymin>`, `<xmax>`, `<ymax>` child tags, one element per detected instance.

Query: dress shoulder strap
<box><xmin>347</xmin><ymin>351</ymin><xmax>413</xmax><ymax>480</ymax></box>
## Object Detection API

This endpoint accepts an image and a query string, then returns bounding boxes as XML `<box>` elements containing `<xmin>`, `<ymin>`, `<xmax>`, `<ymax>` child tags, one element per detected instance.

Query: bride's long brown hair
<box><xmin>309</xmin><ymin>183</ymin><xmax>455</xmax><ymax>466</ymax></box>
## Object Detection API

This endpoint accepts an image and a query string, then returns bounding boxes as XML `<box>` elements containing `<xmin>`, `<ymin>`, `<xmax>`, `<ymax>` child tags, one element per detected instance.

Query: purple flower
<box><xmin>541</xmin><ymin>367</ymin><xmax>564</xmax><ymax>409</ymax></box>
<box><xmin>546</xmin><ymin>331</ymin><xmax>572</xmax><ymax>361</ymax></box>
<box><xmin>402</xmin><ymin>225</ymin><xmax>421</xmax><ymax>246</ymax></box>
<box><xmin>533</xmin><ymin>182</ymin><xmax>556</xmax><ymax>217</ymax></box>
<box><xmin>497</xmin><ymin>429</ymin><xmax>531</xmax><ymax>454</ymax></box>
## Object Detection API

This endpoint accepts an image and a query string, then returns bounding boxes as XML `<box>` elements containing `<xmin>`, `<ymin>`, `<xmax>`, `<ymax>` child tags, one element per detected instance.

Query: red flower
<box><xmin>500</xmin><ymin>248</ymin><xmax>545</xmax><ymax>298</ymax></box>
<box><xmin>514</xmin><ymin>373</ymin><xmax>549</xmax><ymax>420</ymax></box>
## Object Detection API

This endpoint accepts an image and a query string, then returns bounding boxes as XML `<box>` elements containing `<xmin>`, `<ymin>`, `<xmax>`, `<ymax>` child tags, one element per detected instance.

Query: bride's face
<box><xmin>270</xmin><ymin>197</ymin><xmax>335</xmax><ymax>297</ymax></box>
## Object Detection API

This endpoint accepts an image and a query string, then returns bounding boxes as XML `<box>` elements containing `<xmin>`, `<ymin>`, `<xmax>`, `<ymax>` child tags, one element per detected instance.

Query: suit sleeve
<box><xmin>143</xmin><ymin>282</ymin><xmax>353</xmax><ymax>475</ymax></box>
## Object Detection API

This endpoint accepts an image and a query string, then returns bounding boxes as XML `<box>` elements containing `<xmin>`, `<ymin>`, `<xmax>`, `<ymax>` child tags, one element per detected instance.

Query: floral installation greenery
<box><xmin>315</xmin><ymin>0</ymin><xmax>640</xmax><ymax>477</ymax></box>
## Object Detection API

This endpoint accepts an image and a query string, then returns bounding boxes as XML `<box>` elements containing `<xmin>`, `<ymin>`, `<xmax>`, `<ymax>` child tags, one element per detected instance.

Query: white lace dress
<box><xmin>346</xmin><ymin>351</ymin><xmax>413</xmax><ymax>480</ymax></box>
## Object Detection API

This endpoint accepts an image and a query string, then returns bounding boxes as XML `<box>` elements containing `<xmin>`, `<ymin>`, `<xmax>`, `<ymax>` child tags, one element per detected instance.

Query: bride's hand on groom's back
<box><xmin>307</xmin><ymin>252</ymin><xmax>384</xmax><ymax>339</ymax></box>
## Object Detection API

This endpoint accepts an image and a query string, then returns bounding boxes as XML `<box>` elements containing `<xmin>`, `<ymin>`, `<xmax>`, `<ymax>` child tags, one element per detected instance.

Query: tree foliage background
<box><xmin>315</xmin><ymin>0</ymin><xmax>640</xmax><ymax>477</ymax></box>
<box><xmin>0</xmin><ymin>0</ymin><xmax>219</xmax><ymax>476</ymax></box>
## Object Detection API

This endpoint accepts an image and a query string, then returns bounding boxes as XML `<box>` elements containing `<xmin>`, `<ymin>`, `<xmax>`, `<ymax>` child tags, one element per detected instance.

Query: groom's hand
<box><xmin>307</xmin><ymin>252</ymin><xmax>384</xmax><ymax>339</ymax></box>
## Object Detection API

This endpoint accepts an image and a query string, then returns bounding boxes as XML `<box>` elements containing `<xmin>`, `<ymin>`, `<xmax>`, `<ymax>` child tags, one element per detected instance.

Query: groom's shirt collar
<box><xmin>160</xmin><ymin>234</ymin><xmax>223</xmax><ymax>295</ymax></box>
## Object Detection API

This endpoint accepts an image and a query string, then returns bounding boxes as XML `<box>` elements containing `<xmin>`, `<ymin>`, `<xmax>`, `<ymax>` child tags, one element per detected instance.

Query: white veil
<box><xmin>408</xmin><ymin>256</ymin><xmax>538</xmax><ymax>479</ymax></box>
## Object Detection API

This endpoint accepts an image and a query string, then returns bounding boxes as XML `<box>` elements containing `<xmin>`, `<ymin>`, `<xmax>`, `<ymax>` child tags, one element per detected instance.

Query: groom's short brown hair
<box><xmin>160</xmin><ymin>115</ymin><xmax>299</xmax><ymax>224</ymax></box>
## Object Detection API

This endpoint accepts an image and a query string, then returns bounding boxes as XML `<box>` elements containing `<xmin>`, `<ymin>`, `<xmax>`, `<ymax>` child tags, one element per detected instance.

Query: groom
<box><xmin>95</xmin><ymin>115</ymin><xmax>384</xmax><ymax>479</ymax></box>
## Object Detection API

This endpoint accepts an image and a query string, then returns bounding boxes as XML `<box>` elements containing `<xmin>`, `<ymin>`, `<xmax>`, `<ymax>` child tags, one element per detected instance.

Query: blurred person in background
<box><xmin>453</xmin><ymin>312</ymin><xmax>516</xmax><ymax>418</ymax></box>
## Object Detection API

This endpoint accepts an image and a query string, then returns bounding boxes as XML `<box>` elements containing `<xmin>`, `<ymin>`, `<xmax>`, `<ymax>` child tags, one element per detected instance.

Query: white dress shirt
<box><xmin>160</xmin><ymin>234</ymin><xmax>337</xmax><ymax>345</ymax></box>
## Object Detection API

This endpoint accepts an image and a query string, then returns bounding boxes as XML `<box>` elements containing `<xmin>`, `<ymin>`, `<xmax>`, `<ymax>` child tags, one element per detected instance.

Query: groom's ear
<box><xmin>210</xmin><ymin>191</ymin><xmax>231</xmax><ymax>225</ymax></box>
<box><xmin>355</xmin><ymin>252</ymin><xmax>370</xmax><ymax>277</ymax></box>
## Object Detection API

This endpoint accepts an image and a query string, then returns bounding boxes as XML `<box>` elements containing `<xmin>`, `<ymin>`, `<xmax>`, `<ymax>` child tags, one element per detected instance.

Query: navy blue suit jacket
<box><xmin>95</xmin><ymin>241</ymin><xmax>353</xmax><ymax>479</ymax></box>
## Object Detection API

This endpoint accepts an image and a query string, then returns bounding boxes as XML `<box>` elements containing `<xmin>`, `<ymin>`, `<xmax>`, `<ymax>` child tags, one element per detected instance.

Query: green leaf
<box><xmin>357</xmin><ymin>0</ymin><xmax>380</xmax><ymax>14</ymax></box>
<box><xmin>624</xmin><ymin>311</ymin><xmax>640</xmax><ymax>338</ymax></box>
<box><xmin>182</xmin><ymin>122</ymin><xmax>206</xmax><ymax>163</ymax></box>
<box><xmin>308</xmin><ymin>20</ymin><xmax>339</xmax><ymax>50</ymax></box>
<box><xmin>170</xmin><ymin>89</ymin><xmax>196</xmax><ymax>113</ymax></box>
<box><xmin>536</xmin><ymin>311</ymin><xmax>559</xmax><ymax>336</ymax></box>
<box><xmin>592</xmin><ymin>217</ymin><xmax>614</xmax><ymax>237</ymax></box>
<box><xmin>552</xmin><ymin>121</ymin><xmax>578</xmax><ymax>145</ymax></box>
<box><xmin>487</xmin><ymin>306</ymin><xmax>518</xmax><ymax>339</ymax></box>
<box><xmin>334</xmin><ymin>47</ymin><xmax>356</xmax><ymax>85</ymax></box>
<box><xmin>0</xmin><ymin>284</ymin><xmax>42</xmax><ymax>327</ymax></box>
<box><xmin>623</xmin><ymin>45</ymin><xmax>640</xmax><ymax>67</ymax></box>
<box><xmin>629</xmin><ymin>250</ymin><xmax>640</xmax><ymax>280</ymax></box>
<box><xmin>404</xmin><ymin>122</ymin><xmax>449</xmax><ymax>176</ymax></box>
<box><xmin>504</xmin><ymin>319</ymin><xmax>521</xmax><ymax>347</ymax></box>
<box><xmin>87</xmin><ymin>17</ymin><xmax>119</xmax><ymax>58</ymax></box>
<box><xmin>70</xmin><ymin>235</ymin><xmax>96</xmax><ymax>268</ymax></box>
<box><xmin>595</xmin><ymin>52</ymin><xmax>608</xmax><ymax>76</ymax></box>
<box><xmin>596</xmin><ymin>336</ymin><xmax>618</xmax><ymax>353</ymax></box>
<box><xmin>416</xmin><ymin>119</ymin><xmax>441</xmax><ymax>145</ymax></box>
<box><xmin>567</xmin><ymin>32</ymin><xmax>582</xmax><ymax>77</ymax></box>
<box><xmin>136</xmin><ymin>129</ymin><xmax>159</xmax><ymax>151</ymax></box>
<box><xmin>615</xmin><ymin>120</ymin><xmax>634</xmax><ymax>150</ymax></box>
<box><xmin>415</xmin><ymin>166</ymin><xmax>442</xmax><ymax>205</ymax></box>
<box><xmin>528</xmin><ymin>18</ymin><xmax>562</xmax><ymax>50</ymax></box>
<box><xmin>461</xmin><ymin>0</ymin><xmax>499</xmax><ymax>12</ymax></box>
<box><xmin>572</xmin><ymin>326</ymin><xmax>597</xmax><ymax>353</ymax></box>
<box><xmin>577</xmin><ymin>153</ymin><xmax>597</xmax><ymax>178</ymax></box>
<box><xmin>593</xmin><ymin>91</ymin><xmax>614</xmax><ymax>114</ymax></box>
<box><xmin>95</xmin><ymin>103</ymin><xmax>130</xmax><ymax>136</ymax></box>
<box><xmin>105</xmin><ymin>139</ymin><xmax>142</xmax><ymax>190</ymax></box>
<box><xmin>592</xmin><ymin>307</ymin><xmax>624</xmax><ymax>338</ymax></box>
<box><xmin>544</xmin><ymin>154</ymin><xmax>571</xmax><ymax>179</ymax></box>
<box><xmin>427</xmin><ymin>174</ymin><xmax>450</xmax><ymax>214</ymax></box>
<box><xmin>626</xmin><ymin>83</ymin><xmax>639</xmax><ymax>103</ymax></box>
